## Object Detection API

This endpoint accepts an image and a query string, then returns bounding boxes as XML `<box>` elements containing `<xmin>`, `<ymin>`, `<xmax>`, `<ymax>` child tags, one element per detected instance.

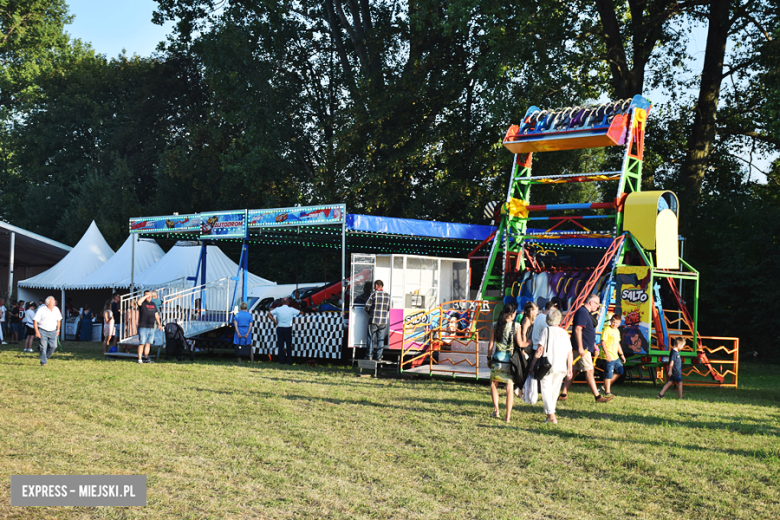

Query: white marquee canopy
<box><xmin>67</xmin><ymin>235</ymin><xmax>166</xmax><ymax>290</ymax></box>
<box><xmin>117</xmin><ymin>241</ymin><xmax>274</xmax><ymax>290</ymax></box>
<box><xmin>18</xmin><ymin>221</ymin><xmax>114</xmax><ymax>290</ymax></box>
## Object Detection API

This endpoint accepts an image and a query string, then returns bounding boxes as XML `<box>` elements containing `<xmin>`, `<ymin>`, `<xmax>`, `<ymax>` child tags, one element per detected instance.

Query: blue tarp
<box><xmin>346</xmin><ymin>214</ymin><xmax>611</xmax><ymax>248</ymax></box>
<box><xmin>346</xmin><ymin>214</ymin><xmax>494</xmax><ymax>241</ymax></box>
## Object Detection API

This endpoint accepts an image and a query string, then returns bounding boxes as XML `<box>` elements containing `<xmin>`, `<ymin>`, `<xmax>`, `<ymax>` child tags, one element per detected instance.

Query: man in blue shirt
<box><xmin>560</xmin><ymin>294</ymin><xmax>612</xmax><ymax>403</ymax></box>
<box><xmin>268</xmin><ymin>297</ymin><xmax>300</xmax><ymax>365</ymax></box>
<box><xmin>364</xmin><ymin>280</ymin><xmax>391</xmax><ymax>361</ymax></box>
<box><xmin>234</xmin><ymin>302</ymin><xmax>254</xmax><ymax>359</ymax></box>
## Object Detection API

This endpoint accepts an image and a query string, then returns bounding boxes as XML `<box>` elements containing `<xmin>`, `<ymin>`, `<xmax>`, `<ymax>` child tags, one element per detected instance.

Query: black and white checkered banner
<box><xmin>251</xmin><ymin>312</ymin><xmax>344</xmax><ymax>359</ymax></box>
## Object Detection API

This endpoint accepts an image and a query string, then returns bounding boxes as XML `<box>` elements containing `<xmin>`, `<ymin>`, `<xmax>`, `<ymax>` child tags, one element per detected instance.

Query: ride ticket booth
<box><xmin>347</xmin><ymin>253</ymin><xmax>469</xmax><ymax>359</ymax></box>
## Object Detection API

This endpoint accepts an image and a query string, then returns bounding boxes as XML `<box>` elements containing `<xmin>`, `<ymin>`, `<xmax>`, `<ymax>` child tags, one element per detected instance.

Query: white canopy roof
<box><xmin>18</xmin><ymin>221</ymin><xmax>114</xmax><ymax>290</ymax></box>
<box><xmin>67</xmin><ymin>235</ymin><xmax>166</xmax><ymax>290</ymax></box>
<box><xmin>118</xmin><ymin>241</ymin><xmax>274</xmax><ymax>289</ymax></box>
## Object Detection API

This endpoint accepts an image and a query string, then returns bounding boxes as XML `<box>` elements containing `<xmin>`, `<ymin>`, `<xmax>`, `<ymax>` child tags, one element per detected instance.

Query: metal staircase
<box><xmin>119</xmin><ymin>277</ymin><xmax>238</xmax><ymax>346</ymax></box>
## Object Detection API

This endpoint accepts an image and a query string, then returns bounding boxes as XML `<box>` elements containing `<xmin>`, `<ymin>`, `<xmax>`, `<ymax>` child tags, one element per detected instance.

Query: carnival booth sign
<box><xmin>129</xmin><ymin>214</ymin><xmax>200</xmax><ymax>234</ymax></box>
<box><xmin>200</xmin><ymin>210</ymin><xmax>248</xmax><ymax>239</ymax></box>
<box><xmin>615</xmin><ymin>266</ymin><xmax>652</xmax><ymax>355</ymax></box>
<box><xmin>248</xmin><ymin>204</ymin><xmax>345</xmax><ymax>228</ymax></box>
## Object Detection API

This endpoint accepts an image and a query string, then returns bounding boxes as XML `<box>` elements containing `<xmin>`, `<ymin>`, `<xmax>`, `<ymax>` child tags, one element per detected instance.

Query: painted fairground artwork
<box><xmin>129</xmin><ymin>214</ymin><xmax>200</xmax><ymax>234</ymax></box>
<box><xmin>200</xmin><ymin>211</ymin><xmax>247</xmax><ymax>239</ymax></box>
<box><xmin>248</xmin><ymin>204</ymin><xmax>345</xmax><ymax>228</ymax></box>
<box><xmin>389</xmin><ymin>308</ymin><xmax>432</xmax><ymax>350</ymax></box>
<box><xmin>615</xmin><ymin>266</ymin><xmax>652</xmax><ymax>355</ymax></box>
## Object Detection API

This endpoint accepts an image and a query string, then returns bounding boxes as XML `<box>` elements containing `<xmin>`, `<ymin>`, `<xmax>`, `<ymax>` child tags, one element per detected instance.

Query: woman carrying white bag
<box><xmin>529</xmin><ymin>308</ymin><xmax>573</xmax><ymax>424</ymax></box>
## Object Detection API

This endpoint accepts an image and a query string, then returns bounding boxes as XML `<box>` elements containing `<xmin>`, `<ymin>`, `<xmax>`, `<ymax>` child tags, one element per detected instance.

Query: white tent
<box><xmin>67</xmin><ymin>235</ymin><xmax>165</xmax><ymax>290</ymax></box>
<box><xmin>18</xmin><ymin>221</ymin><xmax>114</xmax><ymax>290</ymax></box>
<box><xmin>118</xmin><ymin>241</ymin><xmax>274</xmax><ymax>290</ymax></box>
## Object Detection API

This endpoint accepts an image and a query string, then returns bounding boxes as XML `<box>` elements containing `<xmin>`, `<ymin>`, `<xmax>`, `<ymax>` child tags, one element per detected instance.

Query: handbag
<box><xmin>533</xmin><ymin>329</ymin><xmax>553</xmax><ymax>381</ymax></box>
<box><xmin>523</xmin><ymin>374</ymin><xmax>538</xmax><ymax>405</ymax></box>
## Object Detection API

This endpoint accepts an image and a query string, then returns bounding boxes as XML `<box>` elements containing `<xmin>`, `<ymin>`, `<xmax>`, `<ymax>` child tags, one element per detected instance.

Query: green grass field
<box><xmin>1</xmin><ymin>341</ymin><xmax>778</xmax><ymax>519</ymax></box>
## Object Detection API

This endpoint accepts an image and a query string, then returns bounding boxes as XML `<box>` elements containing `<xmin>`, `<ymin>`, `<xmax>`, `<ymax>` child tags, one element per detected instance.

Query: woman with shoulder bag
<box><xmin>530</xmin><ymin>308</ymin><xmax>573</xmax><ymax>424</ymax></box>
<box><xmin>487</xmin><ymin>303</ymin><xmax>521</xmax><ymax>423</ymax></box>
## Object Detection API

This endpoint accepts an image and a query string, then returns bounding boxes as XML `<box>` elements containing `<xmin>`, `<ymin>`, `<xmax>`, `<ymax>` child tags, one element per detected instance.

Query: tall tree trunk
<box><xmin>680</xmin><ymin>0</ymin><xmax>731</xmax><ymax>210</ymax></box>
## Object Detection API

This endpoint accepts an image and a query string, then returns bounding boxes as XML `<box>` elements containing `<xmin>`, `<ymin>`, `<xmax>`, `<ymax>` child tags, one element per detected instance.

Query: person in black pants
<box><xmin>267</xmin><ymin>298</ymin><xmax>300</xmax><ymax>365</ymax></box>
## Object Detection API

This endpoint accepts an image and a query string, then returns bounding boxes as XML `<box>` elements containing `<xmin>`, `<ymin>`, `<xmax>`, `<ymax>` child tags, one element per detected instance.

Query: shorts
<box><xmin>605</xmin><ymin>359</ymin><xmax>624</xmax><ymax>379</ymax></box>
<box><xmin>669</xmin><ymin>374</ymin><xmax>683</xmax><ymax>383</ymax></box>
<box><xmin>138</xmin><ymin>327</ymin><xmax>155</xmax><ymax>345</ymax></box>
<box><xmin>573</xmin><ymin>350</ymin><xmax>594</xmax><ymax>372</ymax></box>
<box><xmin>26</xmin><ymin>325</ymin><xmax>35</xmax><ymax>336</ymax></box>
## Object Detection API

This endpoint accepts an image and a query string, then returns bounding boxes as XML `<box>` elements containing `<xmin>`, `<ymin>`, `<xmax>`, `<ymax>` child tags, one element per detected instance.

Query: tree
<box><xmin>7</xmin><ymin>51</ymin><xmax>200</xmax><ymax>246</ymax></box>
<box><xmin>151</xmin><ymin>0</ymin><xmax>598</xmax><ymax>223</ymax></box>
<box><xmin>0</xmin><ymin>0</ymin><xmax>72</xmax><ymax>111</ymax></box>
<box><xmin>582</xmin><ymin>0</ymin><xmax>778</xmax><ymax>213</ymax></box>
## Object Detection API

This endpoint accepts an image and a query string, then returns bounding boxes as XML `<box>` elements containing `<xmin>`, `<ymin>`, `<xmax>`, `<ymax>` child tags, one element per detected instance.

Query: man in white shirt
<box><xmin>268</xmin><ymin>297</ymin><xmax>300</xmax><ymax>365</ymax></box>
<box><xmin>34</xmin><ymin>296</ymin><xmax>63</xmax><ymax>366</ymax></box>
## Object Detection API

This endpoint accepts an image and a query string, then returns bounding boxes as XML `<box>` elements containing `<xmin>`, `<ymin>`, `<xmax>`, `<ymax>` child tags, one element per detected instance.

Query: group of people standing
<box><xmin>0</xmin><ymin>298</ymin><xmax>45</xmax><ymax>353</ymax></box>
<box><xmin>488</xmin><ymin>294</ymin><xmax>682</xmax><ymax>424</ymax></box>
<box><xmin>0</xmin><ymin>296</ymin><xmax>64</xmax><ymax>366</ymax></box>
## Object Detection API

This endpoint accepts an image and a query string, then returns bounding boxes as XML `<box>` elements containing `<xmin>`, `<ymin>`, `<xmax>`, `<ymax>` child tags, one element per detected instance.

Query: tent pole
<box><xmin>201</xmin><ymin>243</ymin><xmax>207</xmax><ymax>287</ymax></box>
<box><xmin>341</xmin><ymin>218</ymin><xmax>346</xmax><ymax>315</ymax></box>
<box><xmin>200</xmin><ymin>242</ymin><xmax>207</xmax><ymax>315</ymax></box>
<box><xmin>7</xmin><ymin>232</ymin><xmax>14</xmax><ymax>301</ymax></box>
<box><xmin>130</xmin><ymin>234</ymin><xmax>136</xmax><ymax>293</ymax></box>
<box><xmin>60</xmin><ymin>287</ymin><xmax>65</xmax><ymax>341</ymax></box>
<box><xmin>242</xmin><ymin>224</ymin><xmax>249</xmax><ymax>304</ymax></box>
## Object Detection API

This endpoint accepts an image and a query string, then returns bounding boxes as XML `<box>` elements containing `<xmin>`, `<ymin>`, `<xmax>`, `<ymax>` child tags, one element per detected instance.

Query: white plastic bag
<box><xmin>523</xmin><ymin>374</ymin><xmax>538</xmax><ymax>405</ymax></box>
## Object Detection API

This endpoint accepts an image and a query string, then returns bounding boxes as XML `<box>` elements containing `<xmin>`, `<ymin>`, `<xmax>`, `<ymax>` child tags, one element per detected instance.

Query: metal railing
<box><xmin>652</xmin><ymin>334</ymin><xmax>740</xmax><ymax>388</ymax></box>
<box><xmin>400</xmin><ymin>300</ymin><xmax>493</xmax><ymax>378</ymax></box>
<box><xmin>159</xmin><ymin>277</ymin><xmax>236</xmax><ymax>333</ymax></box>
<box><xmin>119</xmin><ymin>277</ymin><xmax>236</xmax><ymax>342</ymax></box>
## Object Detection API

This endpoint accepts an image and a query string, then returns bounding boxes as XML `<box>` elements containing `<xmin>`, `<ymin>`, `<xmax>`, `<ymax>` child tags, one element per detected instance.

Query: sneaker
<box><xmin>143</xmin><ymin>358</ymin><xmax>154</xmax><ymax>364</ymax></box>
<box><xmin>595</xmin><ymin>395</ymin><xmax>613</xmax><ymax>403</ymax></box>
<box><xmin>605</xmin><ymin>392</ymin><xmax>614</xmax><ymax>398</ymax></box>
<box><xmin>2</xmin><ymin>341</ymin><xmax>7</xmax><ymax>344</ymax></box>
<box><xmin>137</xmin><ymin>359</ymin><xmax>144</xmax><ymax>364</ymax></box>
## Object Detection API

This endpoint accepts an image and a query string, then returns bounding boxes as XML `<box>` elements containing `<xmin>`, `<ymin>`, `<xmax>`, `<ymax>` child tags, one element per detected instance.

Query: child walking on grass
<box><xmin>658</xmin><ymin>336</ymin><xmax>685</xmax><ymax>399</ymax></box>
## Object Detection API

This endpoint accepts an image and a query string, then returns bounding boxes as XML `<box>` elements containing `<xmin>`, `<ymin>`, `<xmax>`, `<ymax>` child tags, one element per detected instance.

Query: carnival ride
<box><xmin>120</xmin><ymin>207</ymin><xmax>495</xmax><ymax>362</ymax></box>
<box><xmin>402</xmin><ymin>95</ymin><xmax>739</xmax><ymax>387</ymax></box>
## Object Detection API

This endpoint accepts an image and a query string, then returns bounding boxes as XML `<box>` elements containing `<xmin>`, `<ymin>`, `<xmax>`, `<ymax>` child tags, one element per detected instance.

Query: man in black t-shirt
<box><xmin>560</xmin><ymin>294</ymin><xmax>612</xmax><ymax>403</ymax></box>
<box><xmin>136</xmin><ymin>291</ymin><xmax>162</xmax><ymax>364</ymax></box>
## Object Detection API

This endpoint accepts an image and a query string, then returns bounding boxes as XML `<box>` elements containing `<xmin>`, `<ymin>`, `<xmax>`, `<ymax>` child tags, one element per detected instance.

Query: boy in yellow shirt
<box><xmin>601</xmin><ymin>314</ymin><xmax>626</xmax><ymax>397</ymax></box>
